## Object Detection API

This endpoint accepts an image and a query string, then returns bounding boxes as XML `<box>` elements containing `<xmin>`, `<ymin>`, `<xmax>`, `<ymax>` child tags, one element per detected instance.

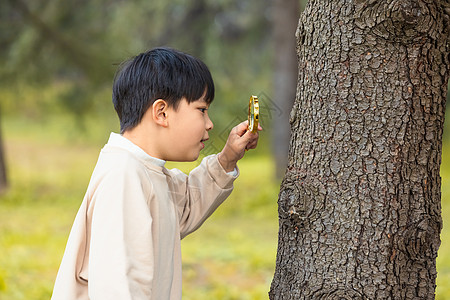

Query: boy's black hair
<box><xmin>112</xmin><ymin>47</ymin><xmax>215</xmax><ymax>133</ymax></box>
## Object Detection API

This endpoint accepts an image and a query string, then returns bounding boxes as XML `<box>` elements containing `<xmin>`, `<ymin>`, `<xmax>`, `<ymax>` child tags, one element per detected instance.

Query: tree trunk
<box><xmin>270</xmin><ymin>1</ymin><xmax>450</xmax><ymax>299</ymax></box>
<box><xmin>271</xmin><ymin>0</ymin><xmax>299</xmax><ymax>178</ymax></box>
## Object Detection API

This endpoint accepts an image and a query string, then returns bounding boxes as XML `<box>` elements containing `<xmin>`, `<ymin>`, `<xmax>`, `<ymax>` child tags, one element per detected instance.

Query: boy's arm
<box><xmin>172</xmin><ymin>154</ymin><xmax>237</xmax><ymax>238</ymax></box>
<box><xmin>173</xmin><ymin>121</ymin><xmax>261</xmax><ymax>238</ymax></box>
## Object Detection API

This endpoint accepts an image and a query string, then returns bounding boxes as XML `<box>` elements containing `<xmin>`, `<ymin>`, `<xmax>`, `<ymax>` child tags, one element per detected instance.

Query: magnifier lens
<box><xmin>248</xmin><ymin>95</ymin><xmax>259</xmax><ymax>133</ymax></box>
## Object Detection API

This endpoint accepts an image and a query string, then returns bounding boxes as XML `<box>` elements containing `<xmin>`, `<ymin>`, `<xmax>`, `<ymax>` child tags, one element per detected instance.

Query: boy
<box><xmin>51</xmin><ymin>47</ymin><xmax>261</xmax><ymax>299</ymax></box>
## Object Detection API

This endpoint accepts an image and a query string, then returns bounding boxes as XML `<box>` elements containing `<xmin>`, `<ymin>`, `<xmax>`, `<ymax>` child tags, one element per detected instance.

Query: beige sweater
<box><xmin>52</xmin><ymin>133</ymin><xmax>238</xmax><ymax>299</ymax></box>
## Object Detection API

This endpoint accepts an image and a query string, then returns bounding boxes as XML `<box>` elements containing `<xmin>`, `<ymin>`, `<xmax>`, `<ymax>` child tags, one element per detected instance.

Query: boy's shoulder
<box><xmin>97</xmin><ymin>133</ymin><xmax>165</xmax><ymax>174</ymax></box>
<box><xmin>82</xmin><ymin>145</ymin><xmax>158</xmax><ymax>207</ymax></box>
<box><xmin>97</xmin><ymin>143</ymin><xmax>162</xmax><ymax>177</ymax></box>
<box><xmin>86</xmin><ymin>145</ymin><xmax>159</xmax><ymax>195</ymax></box>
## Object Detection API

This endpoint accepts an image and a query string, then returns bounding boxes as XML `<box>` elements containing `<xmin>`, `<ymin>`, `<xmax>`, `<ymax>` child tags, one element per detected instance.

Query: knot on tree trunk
<box><xmin>353</xmin><ymin>0</ymin><xmax>445</xmax><ymax>44</ymax></box>
<box><xmin>394</xmin><ymin>217</ymin><xmax>441</xmax><ymax>261</ymax></box>
<box><xmin>312</xmin><ymin>288</ymin><xmax>366</xmax><ymax>300</ymax></box>
<box><xmin>278</xmin><ymin>169</ymin><xmax>325</xmax><ymax>231</ymax></box>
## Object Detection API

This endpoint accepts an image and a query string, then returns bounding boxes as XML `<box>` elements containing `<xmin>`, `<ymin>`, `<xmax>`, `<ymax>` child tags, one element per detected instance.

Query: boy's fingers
<box><xmin>247</xmin><ymin>137</ymin><xmax>259</xmax><ymax>148</ymax></box>
<box><xmin>231</xmin><ymin>121</ymin><xmax>260</xmax><ymax>152</ymax></box>
<box><xmin>246</xmin><ymin>144</ymin><xmax>256</xmax><ymax>150</ymax></box>
<box><xmin>235</xmin><ymin>121</ymin><xmax>249</xmax><ymax>137</ymax></box>
<box><xmin>245</xmin><ymin>140</ymin><xmax>258</xmax><ymax>150</ymax></box>
<box><xmin>234</xmin><ymin>120</ymin><xmax>262</xmax><ymax>137</ymax></box>
<box><xmin>242</xmin><ymin>131</ymin><xmax>259</xmax><ymax>150</ymax></box>
<box><xmin>241</xmin><ymin>129</ymin><xmax>257</xmax><ymax>141</ymax></box>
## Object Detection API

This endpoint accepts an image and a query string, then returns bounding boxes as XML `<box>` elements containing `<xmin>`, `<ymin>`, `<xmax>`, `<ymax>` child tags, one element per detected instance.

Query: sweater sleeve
<box><xmin>169</xmin><ymin>154</ymin><xmax>239</xmax><ymax>239</ymax></box>
<box><xmin>87</xmin><ymin>163</ymin><xmax>154</xmax><ymax>299</ymax></box>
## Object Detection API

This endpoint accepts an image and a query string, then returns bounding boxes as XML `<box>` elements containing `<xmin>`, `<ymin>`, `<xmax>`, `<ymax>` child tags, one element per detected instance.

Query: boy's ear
<box><xmin>152</xmin><ymin>99</ymin><xmax>169</xmax><ymax>127</ymax></box>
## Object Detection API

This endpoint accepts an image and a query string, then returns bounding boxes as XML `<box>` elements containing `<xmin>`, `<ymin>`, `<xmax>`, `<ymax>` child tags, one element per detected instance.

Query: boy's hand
<box><xmin>218</xmin><ymin>120</ymin><xmax>262</xmax><ymax>172</ymax></box>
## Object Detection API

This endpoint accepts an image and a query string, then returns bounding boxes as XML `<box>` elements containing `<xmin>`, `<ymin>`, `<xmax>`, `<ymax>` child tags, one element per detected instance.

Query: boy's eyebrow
<box><xmin>196</xmin><ymin>99</ymin><xmax>209</xmax><ymax>107</ymax></box>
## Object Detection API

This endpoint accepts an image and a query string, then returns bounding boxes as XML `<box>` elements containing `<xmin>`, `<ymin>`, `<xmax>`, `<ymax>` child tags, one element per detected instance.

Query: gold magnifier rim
<box><xmin>248</xmin><ymin>95</ymin><xmax>259</xmax><ymax>133</ymax></box>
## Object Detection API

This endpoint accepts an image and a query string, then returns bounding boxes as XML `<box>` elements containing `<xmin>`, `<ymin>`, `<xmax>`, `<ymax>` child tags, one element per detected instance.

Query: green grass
<box><xmin>175</xmin><ymin>156</ymin><xmax>279</xmax><ymax>300</ymax></box>
<box><xmin>0</xmin><ymin>137</ymin><xmax>99</xmax><ymax>300</ymax></box>
<box><xmin>0</xmin><ymin>115</ymin><xmax>449</xmax><ymax>299</ymax></box>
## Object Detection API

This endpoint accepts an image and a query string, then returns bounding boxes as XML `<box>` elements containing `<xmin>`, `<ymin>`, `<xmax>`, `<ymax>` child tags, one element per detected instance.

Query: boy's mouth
<box><xmin>200</xmin><ymin>138</ymin><xmax>208</xmax><ymax>149</ymax></box>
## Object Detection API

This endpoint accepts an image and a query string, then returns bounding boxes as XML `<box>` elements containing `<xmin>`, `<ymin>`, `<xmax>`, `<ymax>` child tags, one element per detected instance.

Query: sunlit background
<box><xmin>0</xmin><ymin>1</ymin><xmax>449</xmax><ymax>299</ymax></box>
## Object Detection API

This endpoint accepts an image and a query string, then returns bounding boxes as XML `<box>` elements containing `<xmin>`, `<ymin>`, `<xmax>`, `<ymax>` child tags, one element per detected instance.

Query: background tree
<box><xmin>271</xmin><ymin>0</ymin><xmax>299</xmax><ymax>178</ymax></box>
<box><xmin>270</xmin><ymin>0</ymin><xmax>450</xmax><ymax>299</ymax></box>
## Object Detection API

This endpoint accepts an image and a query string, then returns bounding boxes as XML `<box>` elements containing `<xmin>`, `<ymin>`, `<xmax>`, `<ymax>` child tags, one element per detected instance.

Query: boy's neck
<box><xmin>122</xmin><ymin>129</ymin><xmax>164</xmax><ymax>161</ymax></box>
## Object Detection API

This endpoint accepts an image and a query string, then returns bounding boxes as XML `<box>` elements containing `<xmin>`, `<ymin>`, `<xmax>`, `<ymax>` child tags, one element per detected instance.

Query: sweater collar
<box><xmin>106</xmin><ymin>132</ymin><xmax>166</xmax><ymax>168</ymax></box>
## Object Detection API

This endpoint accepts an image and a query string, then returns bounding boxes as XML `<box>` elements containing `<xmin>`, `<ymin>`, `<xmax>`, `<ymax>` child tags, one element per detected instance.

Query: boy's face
<box><xmin>165</xmin><ymin>97</ymin><xmax>213</xmax><ymax>161</ymax></box>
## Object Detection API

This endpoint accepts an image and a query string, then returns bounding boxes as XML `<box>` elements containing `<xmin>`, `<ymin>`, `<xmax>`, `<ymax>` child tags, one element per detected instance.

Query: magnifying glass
<box><xmin>248</xmin><ymin>95</ymin><xmax>259</xmax><ymax>133</ymax></box>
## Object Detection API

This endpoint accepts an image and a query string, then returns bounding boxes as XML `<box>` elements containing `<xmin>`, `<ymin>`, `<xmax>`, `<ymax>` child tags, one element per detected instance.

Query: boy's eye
<box><xmin>199</xmin><ymin>108</ymin><xmax>207</xmax><ymax>113</ymax></box>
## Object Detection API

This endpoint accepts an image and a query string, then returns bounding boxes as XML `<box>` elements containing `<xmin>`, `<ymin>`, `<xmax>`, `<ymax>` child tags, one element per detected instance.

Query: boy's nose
<box><xmin>206</xmin><ymin>115</ymin><xmax>213</xmax><ymax>131</ymax></box>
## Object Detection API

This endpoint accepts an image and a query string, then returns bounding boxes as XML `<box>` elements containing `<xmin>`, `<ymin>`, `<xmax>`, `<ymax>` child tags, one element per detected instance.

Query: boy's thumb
<box><xmin>235</xmin><ymin>121</ymin><xmax>249</xmax><ymax>137</ymax></box>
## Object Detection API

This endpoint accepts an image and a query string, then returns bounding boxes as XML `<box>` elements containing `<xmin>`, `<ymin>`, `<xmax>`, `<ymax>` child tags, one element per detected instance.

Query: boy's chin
<box><xmin>172</xmin><ymin>152</ymin><xmax>201</xmax><ymax>162</ymax></box>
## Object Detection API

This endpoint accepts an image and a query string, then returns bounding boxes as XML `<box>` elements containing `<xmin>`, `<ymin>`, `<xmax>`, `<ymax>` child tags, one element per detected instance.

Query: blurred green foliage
<box><xmin>0</xmin><ymin>0</ymin><xmax>279</xmax><ymax>135</ymax></box>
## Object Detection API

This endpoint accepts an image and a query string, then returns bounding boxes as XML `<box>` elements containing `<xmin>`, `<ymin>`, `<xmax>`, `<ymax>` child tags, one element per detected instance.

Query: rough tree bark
<box><xmin>271</xmin><ymin>0</ymin><xmax>299</xmax><ymax>178</ymax></box>
<box><xmin>270</xmin><ymin>1</ymin><xmax>450</xmax><ymax>299</ymax></box>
